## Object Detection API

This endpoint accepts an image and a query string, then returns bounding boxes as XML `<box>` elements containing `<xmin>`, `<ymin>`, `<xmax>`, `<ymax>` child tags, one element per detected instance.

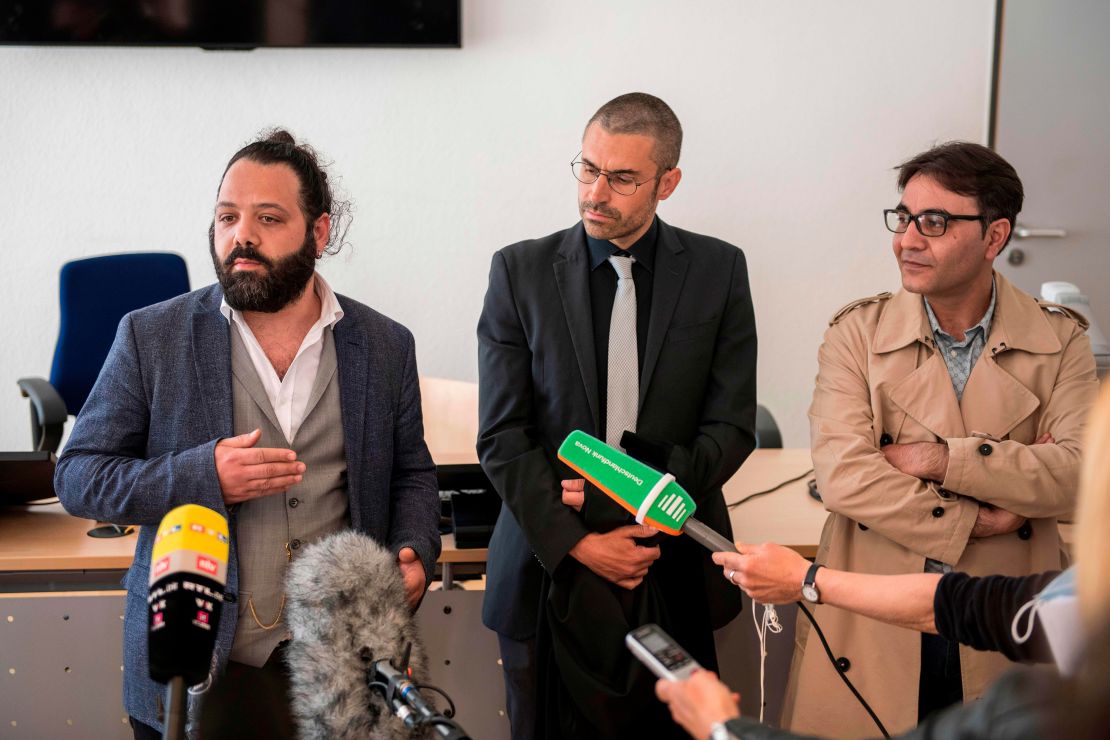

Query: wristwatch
<box><xmin>801</xmin><ymin>562</ymin><xmax>824</xmax><ymax>604</ymax></box>
<box><xmin>709</xmin><ymin>721</ymin><xmax>732</xmax><ymax>740</ymax></box>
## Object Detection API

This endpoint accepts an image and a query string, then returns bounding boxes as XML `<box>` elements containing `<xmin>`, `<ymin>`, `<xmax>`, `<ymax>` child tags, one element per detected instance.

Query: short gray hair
<box><xmin>585</xmin><ymin>92</ymin><xmax>682</xmax><ymax>170</ymax></box>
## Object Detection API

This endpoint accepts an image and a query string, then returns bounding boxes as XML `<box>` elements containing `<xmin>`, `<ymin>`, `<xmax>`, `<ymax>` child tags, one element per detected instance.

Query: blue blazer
<box><xmin>55</xmin><ymin>284</ymin><xmax>441</xmax><ymax>731</ymax></box>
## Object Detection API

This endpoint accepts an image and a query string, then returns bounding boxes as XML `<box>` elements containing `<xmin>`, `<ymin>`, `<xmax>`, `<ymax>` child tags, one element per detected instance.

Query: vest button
<box><xmin>932</xmin><ymin>506</ymin><xmax>945</xmax><ymax>518</ymax></box>
<box><xmin>978</xmin><ymin>443</ymin><xmax>993</xmax><ymax>456</ymax></box>
<box><xmin>858</xmin><ymin>522</ymin><xmax>869</xmax><ymax>531</ymax></box>
<box><xmin>290</xmin><ymin>539</ymin><xmax>302</xmax><ymax>550</ymax></box>
<box><xmin>288</xmin><ymin>498</ymin><xmax>300</xmax><ymax>508</ymax></box>
<box><xmin>879</xmin><ymin>433</ymin><xmax>893</xmax><ymax>446</ymax></box>
<box><xmin>835</xmin><ymin>657</ymin><xmax>851</xmax><ymax>673</ymax></box>
<box><xmin>1017</xmin><ymin>522</ymin><xmax>1033</xmax><ymax>540</ymax></box>
<box><xmin>224</xmin><ymin>593</ymin><xmax>237</xmax><ymax>604</ymax></box>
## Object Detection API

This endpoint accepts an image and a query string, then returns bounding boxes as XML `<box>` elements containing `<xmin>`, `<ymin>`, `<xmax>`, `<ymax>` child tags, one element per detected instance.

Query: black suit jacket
<box><xmin>477</xmin><ymin>218</ymin><xmax>756</xmax><ymax>642</ymax></box>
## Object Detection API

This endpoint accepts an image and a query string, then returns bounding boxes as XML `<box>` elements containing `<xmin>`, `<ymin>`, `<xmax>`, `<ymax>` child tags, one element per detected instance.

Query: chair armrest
<box><xmin>17</xmin><ymin>377</ymin><xmax>67</xmax><ymax>453</ymax></box>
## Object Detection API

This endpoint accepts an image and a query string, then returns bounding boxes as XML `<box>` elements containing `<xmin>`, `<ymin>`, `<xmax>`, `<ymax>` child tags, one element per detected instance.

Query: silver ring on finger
<box><xmin>727</xmin><ymin>569</ymin><xmax>736</xmax><ymax>584</ymax></box>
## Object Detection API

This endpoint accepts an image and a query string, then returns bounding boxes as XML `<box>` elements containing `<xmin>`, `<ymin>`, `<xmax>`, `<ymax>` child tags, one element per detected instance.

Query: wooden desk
<box><xmin>0</xmin><ymin>450</ymin><xmax>825</xmax><ymax>575</ymax></box>
<box><xmin>0</xmin><ymin>502</ymin><xmax>135</xmax><ymax>572</ymax></box>
<box><xmin>725</xmin><ymin>448</ymin><xmax>823</xmax><ymax>557</ymax></box>
<box><xmin>9</xmin><ymin>449</ymin><xmax>1071</xmax><ymax>573</ymax></box>
<box><xmin>0</xmin><ymin>506</ymin><xmax>488</xmax><ymax>573</ymax></box>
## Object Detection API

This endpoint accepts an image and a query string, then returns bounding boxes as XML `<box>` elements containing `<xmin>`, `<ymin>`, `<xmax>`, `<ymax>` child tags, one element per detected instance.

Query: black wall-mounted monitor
<box><xmin>0</xmin><ymin>1</ymin><xmax>461</xmax><ymax>48</ymax></box>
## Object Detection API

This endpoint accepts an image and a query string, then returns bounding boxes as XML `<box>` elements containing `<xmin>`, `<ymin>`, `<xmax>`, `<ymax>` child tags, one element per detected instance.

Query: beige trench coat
<box><xmin>782</xmin><ymin>272</ymin><xmax>1098</xmax><ymax>737</ymax></box>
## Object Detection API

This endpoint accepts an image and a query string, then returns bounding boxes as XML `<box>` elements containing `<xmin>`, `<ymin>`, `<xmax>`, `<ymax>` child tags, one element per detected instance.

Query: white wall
<box><xmin>0</xmin><ymin>0</ymin><xmax>996</xmax><ymax>453</ymax></box>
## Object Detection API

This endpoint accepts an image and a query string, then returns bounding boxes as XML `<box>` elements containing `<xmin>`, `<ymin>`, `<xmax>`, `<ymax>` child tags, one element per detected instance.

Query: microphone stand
<box><xmin>162</xmin><ymin>676</ymin><xmax>187</xmax><ymax>740</ymax></box>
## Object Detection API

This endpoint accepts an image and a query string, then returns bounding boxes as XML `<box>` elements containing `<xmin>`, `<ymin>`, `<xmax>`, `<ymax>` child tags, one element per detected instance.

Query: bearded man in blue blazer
<box><xmin>56</xmin><ymin>130</ymin><xmax>441</xmax><ymax>739</ymax></box>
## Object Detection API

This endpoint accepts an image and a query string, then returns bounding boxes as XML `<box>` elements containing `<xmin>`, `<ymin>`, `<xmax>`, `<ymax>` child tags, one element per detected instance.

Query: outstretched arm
<box><xmin>713</xmin><ymin>544</ymin><xmax>942</xmax><ymax>633</ymax></box>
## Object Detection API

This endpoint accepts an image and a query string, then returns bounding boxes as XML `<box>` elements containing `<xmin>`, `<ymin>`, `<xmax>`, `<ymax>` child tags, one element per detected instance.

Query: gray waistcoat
<box><xmin>229</xmin><ymin>323</ymin><xmax>349</xmax><ymax>667</ymax></box>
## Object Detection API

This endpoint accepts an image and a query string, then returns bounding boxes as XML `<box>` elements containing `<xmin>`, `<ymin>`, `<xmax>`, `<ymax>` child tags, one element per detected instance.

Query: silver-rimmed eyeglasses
<box><xmin>571</xmin><ymin>153</ymin><xmax>662</xmax><ymax>196</ymax></box>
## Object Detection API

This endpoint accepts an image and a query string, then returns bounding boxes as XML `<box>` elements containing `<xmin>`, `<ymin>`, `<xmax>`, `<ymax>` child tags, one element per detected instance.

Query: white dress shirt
<box><xmin>220</xmin><ymin>273</ymin><xmax>344</xmax><ymax>443</ymax></box>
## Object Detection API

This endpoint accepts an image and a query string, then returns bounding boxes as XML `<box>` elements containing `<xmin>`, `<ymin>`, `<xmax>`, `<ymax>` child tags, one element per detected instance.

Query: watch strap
<box><xmin>804</xmin><ymin>562</ymin><xmax>824</xmax><ymax>603</ymax></box>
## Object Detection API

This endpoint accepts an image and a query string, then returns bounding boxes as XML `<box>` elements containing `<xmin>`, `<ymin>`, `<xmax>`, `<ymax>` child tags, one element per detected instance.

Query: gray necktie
<box><xmin>606</xmin><ymin>254</ymin><xmax>638</xmax><ymax>449</ymax></box>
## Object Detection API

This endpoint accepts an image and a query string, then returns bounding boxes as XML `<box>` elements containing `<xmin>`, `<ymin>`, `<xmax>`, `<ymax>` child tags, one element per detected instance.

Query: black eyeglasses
<box><xmin>570</xmin><ymin>153</ymin><xmax>662</xmax><ymax>196</ymax></box>
<box><xmin>884</xmin><ymin>209</ymin><xmax>983</xmax><ymax>237</ymax></box>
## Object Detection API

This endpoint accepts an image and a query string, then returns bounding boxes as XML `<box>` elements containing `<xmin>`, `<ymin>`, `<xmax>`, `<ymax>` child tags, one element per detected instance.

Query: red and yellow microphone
<box><xmin>147</xmin><ymin>504</ymin><xmax>230</xmax><ymax>687</ymax></box>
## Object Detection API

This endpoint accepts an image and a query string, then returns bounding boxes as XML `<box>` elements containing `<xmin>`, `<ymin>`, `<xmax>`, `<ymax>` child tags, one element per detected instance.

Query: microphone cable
<box><xmin>751</xmin><ymin>602</ymin><xmax>783</xmax><ymax>723</ymax></box>
<box><xmin>727</xmin><ymin>468</ymin><xmax>814</xmax><ymax>509</ymax></box>
<box><xmin>796</xmin><ymin>601</ymin><xmax>890</xmax><ymax>738</ymax></box>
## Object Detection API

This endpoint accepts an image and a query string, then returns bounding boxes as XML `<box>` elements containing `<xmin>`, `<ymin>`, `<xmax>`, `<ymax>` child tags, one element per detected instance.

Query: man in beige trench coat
<box><xmin>782</xmin><ymin>142</ymin><xmax>1099</xmax><ymax>737</ymax></box>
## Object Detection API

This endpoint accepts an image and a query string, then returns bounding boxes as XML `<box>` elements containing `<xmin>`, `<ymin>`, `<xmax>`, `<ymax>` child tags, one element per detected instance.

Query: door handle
<box><xmin>1013</xmin><ymin>225</ymin><xmax>1067</xmax><ymax>239</ymax></box>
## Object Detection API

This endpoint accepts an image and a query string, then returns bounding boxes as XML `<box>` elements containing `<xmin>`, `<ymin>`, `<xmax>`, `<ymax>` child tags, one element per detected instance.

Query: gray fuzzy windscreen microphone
<box><xmin>285</xmin><ymin>530</ymin><xmax>428</xmax><ymax>739</ymax></box>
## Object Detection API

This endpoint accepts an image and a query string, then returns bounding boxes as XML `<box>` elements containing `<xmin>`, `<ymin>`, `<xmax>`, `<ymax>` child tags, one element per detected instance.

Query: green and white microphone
<box><xmin>557</xmin><ymin>430</ymin><xmax>738</xmax><ymax>553</ymax></box>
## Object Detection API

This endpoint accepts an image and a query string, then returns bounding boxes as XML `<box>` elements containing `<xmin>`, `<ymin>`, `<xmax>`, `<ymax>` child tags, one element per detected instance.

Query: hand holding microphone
<box><xmin>712</xmin><ymin>543</ymin><xmax>810</xmax><ymax>604</ymax></box>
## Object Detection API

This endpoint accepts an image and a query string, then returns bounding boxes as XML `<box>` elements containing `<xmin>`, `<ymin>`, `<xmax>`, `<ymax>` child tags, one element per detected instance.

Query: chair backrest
<box><xmin>754</xmin><ymin>404</ymin><xmax>783</xmax><ymax>449</ymax></box>
<box><xmin>50</xmin><ymin>253</ymin><xmax>190</xmax><ymax>415</ymax></box>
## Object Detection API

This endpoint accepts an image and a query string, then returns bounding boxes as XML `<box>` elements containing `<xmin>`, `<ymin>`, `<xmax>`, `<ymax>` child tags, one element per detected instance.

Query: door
<box><xmin>993</xmin><ymin>0</ymin><xmax>1110</xmax><ymax>334</ymax></box>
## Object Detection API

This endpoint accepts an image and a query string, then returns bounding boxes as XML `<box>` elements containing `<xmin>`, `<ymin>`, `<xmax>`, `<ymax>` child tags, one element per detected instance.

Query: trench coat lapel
<box><xmin>960</xmin><ymin>274</ymin><xmax>1055</xmax><ymax>439</ymax></box>
<box><xmin>880</xmin><ymin>272</ymin><xmax>1057</xmax><ymax>442</ymax></box>
<box><xmin>640</xmin><ymin>220</ymin><xmax>688</xmax><ymax>409</ymax></box>
<box><xmin>887</xmin><ymin>351</ymin><xmax>967</xmax><ymax>440</ymax></box>
<box><xmin>553</xmin><ymin>226</ymin><xmax>600</xmax><ymax>433</ymax></box>
<box><xmin>876</xmin><ymin>288</ymin><xmax>967</xmax><ymax>440</ymax></box>
<box><xmin>959</xmin><ymin>354</ymin><xmax>1040</xmax><ymax>439</ymax></box>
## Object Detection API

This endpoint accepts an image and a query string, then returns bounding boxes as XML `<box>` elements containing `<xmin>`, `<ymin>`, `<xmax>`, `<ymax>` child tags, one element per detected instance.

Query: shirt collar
<box><xmin>924</xmin><ymin>278</ymin><xmax>996</xmax><ymax>345</ymax></box>
<box><xmin>220</xmin><ymin>271</ymin><xmax>345</xmax><ymax>329</ymax></box>
<box><xmin>873</xmin><ymin>271</ymin><xmax>1062</xmax><ymax>355</ymax></box>
<box><xmin>586</xmin><ymin>216</ymin><xmax>658</xmax><ymax>272</ymax></box>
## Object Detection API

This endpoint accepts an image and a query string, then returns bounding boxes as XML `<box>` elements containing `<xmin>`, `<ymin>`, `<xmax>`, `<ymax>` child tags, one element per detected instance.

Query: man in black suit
<box><xmin>477</xmin><ymin>93</ymin><xmax>757</xmax><ymax>739</ymax></box>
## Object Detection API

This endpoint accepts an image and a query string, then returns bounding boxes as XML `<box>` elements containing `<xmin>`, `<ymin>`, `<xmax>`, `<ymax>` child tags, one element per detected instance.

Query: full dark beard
<box><xmin>210</xmin><ymin>228</ymin><xmax>317</xmax><ymax>313</ymax></box>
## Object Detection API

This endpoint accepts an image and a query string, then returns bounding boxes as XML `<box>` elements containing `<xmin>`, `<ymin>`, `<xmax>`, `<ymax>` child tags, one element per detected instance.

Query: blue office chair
<box><xmin>17</xmin><ymin>253</ymin><xmax>190</xmax><ymax>452</ymax></box>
